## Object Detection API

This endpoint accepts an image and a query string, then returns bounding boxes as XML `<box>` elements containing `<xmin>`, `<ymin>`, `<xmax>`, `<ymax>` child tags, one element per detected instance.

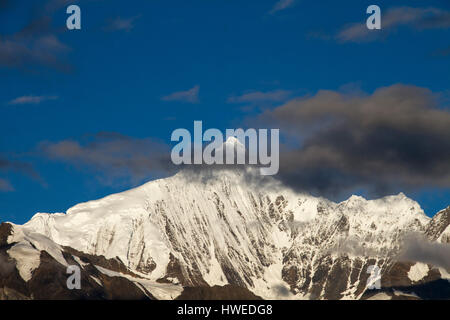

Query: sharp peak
<box><xmin>222</xmin><ymin>136</ymin><xmax>246</xmax><ymax>150</ymax></box>
<box><xmin>224</xmin><ymin>136</ymin><xmax>242</xmax><ymax>144</ymax></box>
<box><xmin>345</xmin><ymin>192</ymin><xmax>410</xmax><ymax>202</ymax></box>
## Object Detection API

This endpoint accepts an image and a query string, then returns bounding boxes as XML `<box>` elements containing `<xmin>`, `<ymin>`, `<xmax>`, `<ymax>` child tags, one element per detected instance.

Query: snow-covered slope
<box><xmin>6</xmin><ymin>165</ymin><xmax>445</xmax><ymax>300</ymax></box>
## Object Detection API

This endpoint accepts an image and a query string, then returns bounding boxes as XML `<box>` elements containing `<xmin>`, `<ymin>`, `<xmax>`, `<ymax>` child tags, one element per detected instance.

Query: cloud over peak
<box><xmin>258</xmin><ymin>84</ymin><xmax>450</xmax><ymax>198</ymax></box>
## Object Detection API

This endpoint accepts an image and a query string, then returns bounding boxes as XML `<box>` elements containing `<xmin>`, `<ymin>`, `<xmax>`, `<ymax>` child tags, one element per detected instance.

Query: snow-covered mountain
<box><xmin>1</xmin><ymin>165</ymin><xmax>450</xmax><ymax>300</ymax></box>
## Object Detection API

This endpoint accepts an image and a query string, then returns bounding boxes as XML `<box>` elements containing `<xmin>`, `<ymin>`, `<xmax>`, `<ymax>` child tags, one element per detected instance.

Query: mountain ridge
<box><xmin>1</xmin><ymin>168</ymin><xmax>450</xmax><ymax>300</ymax></box>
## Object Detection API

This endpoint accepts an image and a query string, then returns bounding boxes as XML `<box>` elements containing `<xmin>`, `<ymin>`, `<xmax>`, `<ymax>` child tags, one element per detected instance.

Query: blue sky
<box><xmin>1</xmin><ymin>0</ymin><xmax>450</xmax><ymax>223</ymax></box>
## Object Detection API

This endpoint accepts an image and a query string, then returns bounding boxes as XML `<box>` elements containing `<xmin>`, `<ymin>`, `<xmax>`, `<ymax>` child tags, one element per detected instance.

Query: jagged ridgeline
<box><xmin>1</xmin><ymin>168</ymin><xmax>450</xmax><ymax>300</ymax></box>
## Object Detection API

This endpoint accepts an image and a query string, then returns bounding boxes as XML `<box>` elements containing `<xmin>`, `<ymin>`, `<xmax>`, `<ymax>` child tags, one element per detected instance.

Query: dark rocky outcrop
<box><xmin>0</xmin><ymin>224</ymin><xmax>152</xmax><ymax>300</ymax></box>
<box><xmin>176</xmin><ymin>285</ymin><xmax>262</xmax><ymax>300</ymax></box>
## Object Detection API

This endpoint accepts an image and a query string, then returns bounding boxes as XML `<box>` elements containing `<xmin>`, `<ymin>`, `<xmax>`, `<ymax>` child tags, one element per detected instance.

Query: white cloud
<box><xmin>8</xmin><ymin>95</ymin><xmax>58</xmax><ymax>105</ymax></box>
<box><xmin>269</xmin><ymin>0</ymin><xmax>295</xmax><ymax>14</ymax></box>
<box><xmin>228</xmin><ymin>89</ymin><xmax>292</xmax><ymax>104</ymax></box>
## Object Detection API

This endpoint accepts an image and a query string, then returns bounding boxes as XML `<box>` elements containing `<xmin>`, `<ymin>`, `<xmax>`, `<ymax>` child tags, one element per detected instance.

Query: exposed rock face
<box><xmin>176</xmin><ymin>285</ymin><xmax>262</xmax><ymax>300</ymax></box>
<box><xmin>0</xmin><ymin>227</ymin><xmax>152</xmax><ymax>300</ymax></box>
<box><xmin>1</xmin><ymin>170</ymin><xmax>450</xmax><ymax>300</ymax></box>
<box><xmin>426</xmin><ymin>207</ymin><xmax>450</xmax><ymax>242</ymax></box>
<box><xmin>0</xmin><ymin>222</ymin><xmax>13</xmax><ymax>246</ymax></box>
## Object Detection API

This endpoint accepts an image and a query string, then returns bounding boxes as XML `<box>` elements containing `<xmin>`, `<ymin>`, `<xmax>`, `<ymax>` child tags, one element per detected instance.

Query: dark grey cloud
<box><xmin>40</xmin><ymin>132</ymin><xmax>175</xmax><ymax>186</ymax></box>
<box><xmin>0</xmin><ymin>156</ymin><xmax>43</xmax><ymax>181</ymax></box>
<box><xmin>337</xmin><ymin>6</ymin><xmax>450</xmax><ymax>43</ymax></box>
<box><xmin>0</xmin><ymin>178</ymin><xmax>14</xmax><ymax>192</ymax></box>
<box><xmin>398</xmin><ymin>234</ymin><xmax>450</xmax><ymax>270</ymax></box>
<box><xmin>257</xmin><ymin>84</ymin><xmax>450</xmax><ymax>199</ymax></box>
<box><xmin>0</xmin><ymin>34</ymin><xmax>70</xmax><ymax>71</ymax></box>
<box><xmin>0</xmin><ymin>0</ymin><xmax>73</xmax><ymax>71</ymax></box>
<box><xmin>0</xmin><ymin>155</ymin><xmax>45</xmax><ymax>191</ymax></box>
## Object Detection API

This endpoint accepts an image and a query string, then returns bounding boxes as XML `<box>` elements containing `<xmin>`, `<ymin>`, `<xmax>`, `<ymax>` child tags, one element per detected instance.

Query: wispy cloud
<box><xmin>269</xmin><ymin>0</ymin><xmax>295</xmax><ymax>14</ymax></box>
<box><xmin>337</xmin><ymin>6</ymin><xmax>450</xmax><ymax>43</ymax></box>
<box><xmin>0</xmin><ymin>34</ymin><xmax>70</xmax><ymax>71</ymax></box>
<box><xmin>0</xmin><ymin>155</ymin><xmax>45</xmax><ymax>189</ymax></box>
<box><xmin>0</xmin><ymin>0</ymin><xmax>72</xmax><ymax>71</ymax></box>
<box><xmin>103</xmin><ymin>15</ymin><xmax>141</xmax><ymax>32</ymax></box>
<box><xmin>8</xmin><ymin>95</ymin><xmax>58</xmax><ymax>105</ymax></box>
<box><xmin>433</xmin><ymin>45</ymin><xmax>450</xmax><ymax>57</ymax></box>
<box><xmin>161</xmin><ymin>85</ymin><xmax>200</xmax><ymax>104</ymax></box>
<box><xmin>0</xmin><ymin>178</ymin><xmax>14</xmax><ymax>192</ymax></box>
<box><xmin>228</xmin><ymin>89</ymin><xmax>292</xmax><ymax>104</ymax></box>
<box><xmin>398</xmin><ymin>234</ymin><xmax>450</xmax><ymax>270</ymax></box>
<box><xmin>40</xmin><ymin>132</ymin><xmax>174</xmax><ymax>187</ymax></box>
